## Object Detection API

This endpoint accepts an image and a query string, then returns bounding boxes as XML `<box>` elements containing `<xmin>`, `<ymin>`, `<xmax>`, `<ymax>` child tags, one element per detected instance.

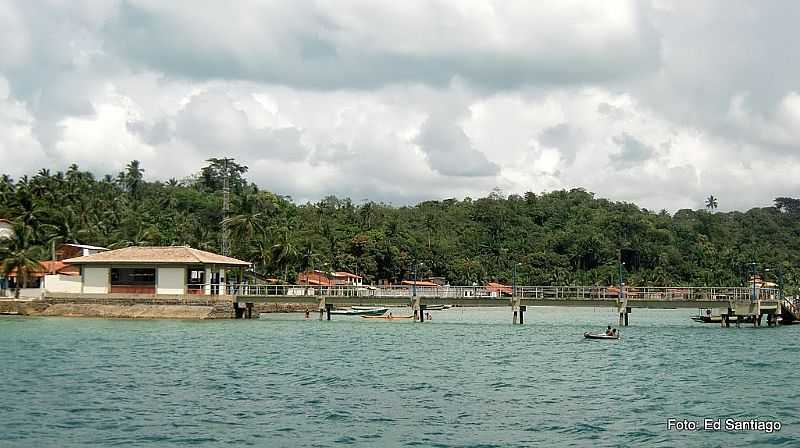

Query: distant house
<box><xmin>332</xmin><ymin>271</ymin><xmax>363</xmax><ymax>286</ymax></box>
<box><xmin>5</xmin><ymin>261</ymin><xmax>81</xmax><ymax>292</ymax></box>
<box><xmin>297</xmin><ymin>270</ymin><xmax>334</xmax><ymax>286</ymax></box>
<box><xmin>0</xmin><ymin>219</ymin><xmax>13</xmax><ymax>240</ymax></box>
<box><xmin>400</xmin><ymin>280</ymin><xmax>441</xmax><ymax>287</ymax></box>
<box><xmin>485</xmin><ymin>282</ymin><xmax>513</xmax><ymax>296</ymax></box>
<box><xmin>297</xmin><ymin>270</ymin><xmax>363</xmax><ymax>286</ymax></box>
<box><xmin>62</xmin><ymin>246</ymin><xmax>250</xmax><ymax>295</ymax></box>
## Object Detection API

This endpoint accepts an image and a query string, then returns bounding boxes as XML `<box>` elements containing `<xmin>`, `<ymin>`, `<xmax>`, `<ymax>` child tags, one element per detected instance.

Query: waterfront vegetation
<box><xmin>1</xmin><ymin>159</ymin><xmax>799</xmax><ymax>292</ymax></box>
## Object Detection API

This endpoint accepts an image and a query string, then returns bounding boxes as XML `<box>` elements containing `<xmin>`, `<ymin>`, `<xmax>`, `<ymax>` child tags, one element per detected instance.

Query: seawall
<box><xmin>0</xmin><ymin>295</ymin><xmax>314</xmax><ymax>319</ymax></box>
<box><xmin>0</xmin><ymin>295</ymin><xmax>235</xmax><ymax>319</ymax></box>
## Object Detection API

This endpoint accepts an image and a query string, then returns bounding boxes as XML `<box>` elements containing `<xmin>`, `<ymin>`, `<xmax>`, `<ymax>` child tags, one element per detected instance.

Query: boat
<box><xmin>361</xmin><ymin>314</ymin><xmax>414</xmax><ymax>320</ymax></box>
<box><xmin>329</xmin><ymin>307</ymin><xmax>388</xmax><ymax>316</ymax></box>
<box><xmin>691</xmin><ymin>314</ymin><xmax>754</xmax><ymax>324</ymax></box>
<box><xmin>584</xmin><ymin>332</ymin><xmax>620</xmax><ymax>340</ymax></box>
<box><xmin>424</xmin><ymin>305</ymin><xmax>452</xmax><ymax>311</ymax></box>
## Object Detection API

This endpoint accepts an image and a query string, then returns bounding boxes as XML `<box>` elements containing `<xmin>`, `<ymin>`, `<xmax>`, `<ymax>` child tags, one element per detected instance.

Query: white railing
<box><xmin>219</xmin><ymin>284</ymin><xmax>778</xmax><ymax>302</ymax></box>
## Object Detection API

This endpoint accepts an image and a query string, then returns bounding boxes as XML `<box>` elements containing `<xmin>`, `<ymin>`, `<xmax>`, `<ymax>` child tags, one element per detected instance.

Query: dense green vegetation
<box><xmin>1</xmin><ymin>160</ymin><xmax>798</xmax><ymax>292</ymax></box>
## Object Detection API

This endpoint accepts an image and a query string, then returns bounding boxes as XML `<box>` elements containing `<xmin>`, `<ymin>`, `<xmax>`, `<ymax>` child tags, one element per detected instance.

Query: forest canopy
<box><xmin>1</xmin><ymin>160</ymin><xmax>798</xmax><ymax>292</ymax></box>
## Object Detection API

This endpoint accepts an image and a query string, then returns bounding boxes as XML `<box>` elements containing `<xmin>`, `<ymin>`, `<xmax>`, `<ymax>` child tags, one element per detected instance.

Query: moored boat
<box><xmin>584</xmin><ymin>332</ymin><xmax>620</xmax><ymax>340</ymax></box>
<box><xmin>424</xmin><ymin>305</ymin><xmax>452</xmax><ymax>311</ymax></box>
<box><xmin>330</xmin><ymin>307</ymin><xmax>388</xmax><ymax>316</ymax></box>
<box><xmin>361</xmin><ymin>314</ymin><xmax>414</xmax><ymax>320</ymax></box>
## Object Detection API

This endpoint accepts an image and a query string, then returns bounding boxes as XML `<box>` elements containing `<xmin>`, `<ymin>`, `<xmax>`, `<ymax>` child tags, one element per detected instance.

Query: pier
<box><xmin>228</xmin><ymin>284</ymin><xmax>798</xmax><ymax>326</ymax></box>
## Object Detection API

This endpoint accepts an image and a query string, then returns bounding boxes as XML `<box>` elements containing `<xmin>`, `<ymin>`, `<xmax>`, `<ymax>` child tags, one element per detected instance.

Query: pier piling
<box><xmin>519</xmin><ymin>306</ymin><xmax>525</xmax><ymax>325</ymax></box>
<box><xmin>325</xmin><ymin>303</ymin><xmax>332</xmax><ymax>321</ymax></box>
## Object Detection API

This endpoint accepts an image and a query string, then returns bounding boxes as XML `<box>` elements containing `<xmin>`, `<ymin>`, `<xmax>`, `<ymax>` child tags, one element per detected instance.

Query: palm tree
<box><xmin>705</xmin><ymin>195</ymin><xmax>718</xmax><ymax>211</ymax></box>
<box><xmin>271</xmin><ymin>227</ymin><xmax>298</xmax><ymax>282</ymax></box>
<box><xmin>125</xmin><ymin>160</ymin><xmax>145</xmax><ymax>198</ymax></box>
<box><xmin>0</xmin><ymin>226</ymin><xmax>43</xmax><ymax>298</ymax></box>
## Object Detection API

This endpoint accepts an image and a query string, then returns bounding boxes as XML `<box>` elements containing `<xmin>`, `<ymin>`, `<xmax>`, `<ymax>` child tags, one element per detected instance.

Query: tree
<box><xmin>199</xmin><ymin>158</ymin><xmax>249</xmax><ymax>192</ymax></box>
<box><xmin>0</xmin><ymin>225</ymin><xmax>44</xmax><ymax>298</ymax></box>
<box><xmin>705</xmin><ymin>195</ymin><xmax>718</xmax><ymax>211</ymax></box>
<box><xmin>271</xmin><ymin>227</ymin><xmax>298</xmax><ymax>282</ymax></box>
<box><xmin>124</xmin><ymin>160</ymin><xmax>145</xmax><ymax>198</ymax></box>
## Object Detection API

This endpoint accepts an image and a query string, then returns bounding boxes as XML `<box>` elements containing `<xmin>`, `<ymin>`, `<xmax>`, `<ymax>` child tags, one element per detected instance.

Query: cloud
<box><xmin>172</xmin><ymin>90</ymin><xmax>311</xmax><ymax>162</ymax></box>
<box><xmin>538</xmin><ymin>123</ymin><xmax>583</xmax><ymax>165</ymax></box>
<box><xmin>0</xmin><ymin>1</ymin><xmax>799</xmax><ymax>212</ymax></box>
<box><xmin>414</xmin><ymin>111</ymin><xmax>499</xmax><ymax>177</ymax></box>
<box><xmin>103</xmin><ymin>1</ymin><xmax>660</xmax><ymax>89</ymax></box>
<box><xmin>610</xmin><ymin>133</ymin><xmax>655</xmax><ymax>168</ymax></box>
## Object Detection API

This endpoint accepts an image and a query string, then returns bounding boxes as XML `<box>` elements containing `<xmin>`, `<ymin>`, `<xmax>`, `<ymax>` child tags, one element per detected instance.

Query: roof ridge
<box><xmin>186</xmin><ymin>246</ymin><xmax>204</xmax><ymax>263</ymax></box>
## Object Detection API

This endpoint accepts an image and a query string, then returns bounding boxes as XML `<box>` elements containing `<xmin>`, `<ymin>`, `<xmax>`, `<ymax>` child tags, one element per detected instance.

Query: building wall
<box><xmin>157</xmin><ymin>267</ymin><xmax>185</xmax><ymax>295</ymax></box>
<box><xmin>44</xmin><ymin>274</ymin><xmax>82</xmax><ymax>293</ymax></box>
<box><xmin>83</xmin><ymin>267</ymin><xmax>109</xmax><ymax>294</ymax></box>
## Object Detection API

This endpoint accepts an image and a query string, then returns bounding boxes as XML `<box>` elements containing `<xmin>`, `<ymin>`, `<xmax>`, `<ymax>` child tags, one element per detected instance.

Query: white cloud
<box><xmin>0</xmin><ymin>1</ymin><xmax>799</xmax><ymax>212</ymax></box>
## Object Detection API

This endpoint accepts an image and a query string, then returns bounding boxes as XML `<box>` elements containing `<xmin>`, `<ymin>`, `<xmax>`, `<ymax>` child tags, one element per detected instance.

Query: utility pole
<box><xmin>221</xmin><ymin>157</ymin><xmax>233</xmax><ymax>257</ymax></box>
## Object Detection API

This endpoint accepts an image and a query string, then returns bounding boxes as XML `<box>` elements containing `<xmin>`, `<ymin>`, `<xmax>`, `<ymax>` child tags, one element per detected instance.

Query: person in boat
<box><xmin>387</xmin><ymin>312</ymin><xmax>393</xmax><ymax>319</ymax></box>
<box><xmin>605</xmin><ymin>325</ymin><xmax>613</xmax><ymax>336</ymax></box>
<box><xmin>426</xmin><ymin>312</ymin><xmax>432</xmax><ymax>321</ymax></box>
<box><xmin>611</xmin><ymin>328</ymin><xmax>617</xmax><ymax>336</ymax></box>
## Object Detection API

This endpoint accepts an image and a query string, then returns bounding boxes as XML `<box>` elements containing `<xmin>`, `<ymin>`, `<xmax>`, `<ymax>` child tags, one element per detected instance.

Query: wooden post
<box><xmin>420</xmin><ymin>304</ymin><xmax>427</xmax><ymax>322</ymax></box>
<box><xmin>512</xmin><ymin>296</ymin><xmax>521</xmax><ymax>325</ymax></box>
<box><xmin>519</xmin><ymin>306</ymin><xmax>525</xmax><ymax>325</ymax></box>
<box><xmin>412</xmin><ymin>296</ymin><xmax>421</xmax><ymax>323</ymax></box>
<box><xmin>318</xmin><ymin>297</ymin><xmax>326</xmax><ymax>320</ymax></box>
<box><xmin>727</xmin><ymin>308</ymin><xmax>733</xmax><ymax>328</ymax></box>
<box><xmin>624</xmin><ymin>307</ymin><xmax>630</xmax><ymax>326</ymax></box>
<box><xmin>246</xmin><ymin>302</ymin><xmax>253</xmax><ymax>319</ymax></box>
<box><xmin>326</xmin><ymin>303</ymin><xmax>332</xmax><ymax>321</ymax></box>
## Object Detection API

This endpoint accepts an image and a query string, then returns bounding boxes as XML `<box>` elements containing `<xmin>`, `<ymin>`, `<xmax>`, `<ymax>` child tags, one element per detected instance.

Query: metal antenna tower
<box><xmin>221</xmin><ymin>157</ymin><xmax>233</xmax><ymax>257</ymax></box>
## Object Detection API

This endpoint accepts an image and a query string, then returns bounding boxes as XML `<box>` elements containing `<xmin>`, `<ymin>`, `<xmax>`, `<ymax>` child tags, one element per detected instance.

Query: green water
<box><xmin>1</xmin><ymin>307</ymin><xmax>798</xmax><ymax>447</ymax></box>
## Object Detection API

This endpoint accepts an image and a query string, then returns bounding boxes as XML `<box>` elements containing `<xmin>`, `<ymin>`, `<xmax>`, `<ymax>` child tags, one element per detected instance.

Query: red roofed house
<box><xmin>485</xmin><ymin>282</ymin><xmax>513</xmax><ymax>296</ymax></box>
<box><xmin>297</xmin><ymin>270</ymin><xmax>364</xmax><ymax>287</ymax></box>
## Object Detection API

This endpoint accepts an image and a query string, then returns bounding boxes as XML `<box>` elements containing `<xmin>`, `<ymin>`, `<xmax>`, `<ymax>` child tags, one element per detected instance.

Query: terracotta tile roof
<box><xmin>7</xmin><ymin>261</ymin><xmax>80</xmax><ymax>278</ymax></box>
<box><xmin>486</xmin><ymin>282</ymin><xmax>512</xmax><ymax>295</ymax></box>
<box><xmin>63</xmin><ymin>246</ymin><xmax>250</xmax><ymax>266</ymax></box>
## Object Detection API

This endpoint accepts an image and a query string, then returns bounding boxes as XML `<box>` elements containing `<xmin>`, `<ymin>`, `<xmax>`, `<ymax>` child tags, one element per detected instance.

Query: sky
<box><xmin>0</xmin><ymin>0</ymin><xmax>798</xmax><ymax>212</ymax></box>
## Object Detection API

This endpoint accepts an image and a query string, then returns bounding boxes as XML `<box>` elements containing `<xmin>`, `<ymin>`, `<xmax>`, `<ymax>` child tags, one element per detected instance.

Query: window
<box><xmin>110</xmin><ymin>267</ymin><xmax>156</xmax><ymax>294</ymax></box>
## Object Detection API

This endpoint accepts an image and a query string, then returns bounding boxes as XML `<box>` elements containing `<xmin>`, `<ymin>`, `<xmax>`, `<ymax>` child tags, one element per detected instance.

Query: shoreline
<box><xmin>0</xmin><ymin>298</ymin><xmax>313</xmax><ymax>320</ymax></box>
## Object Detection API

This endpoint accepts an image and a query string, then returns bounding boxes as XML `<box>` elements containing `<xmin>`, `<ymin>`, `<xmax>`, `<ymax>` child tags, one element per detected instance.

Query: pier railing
<box><xmin>223</xmin><ymin>284</ymin><xmax>778</xmax><ymax>302</ymax></box>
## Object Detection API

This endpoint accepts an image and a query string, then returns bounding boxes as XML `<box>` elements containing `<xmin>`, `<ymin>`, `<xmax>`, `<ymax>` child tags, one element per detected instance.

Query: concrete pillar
<box><xmin>513</xmin><ymin>309</ymin><xmax>518</xmax><ymax>325</ymax></box>
<box><xmin>318</xmin><ymin>297</ymin><xmax>326</xmax><ymax>321</ymax></box>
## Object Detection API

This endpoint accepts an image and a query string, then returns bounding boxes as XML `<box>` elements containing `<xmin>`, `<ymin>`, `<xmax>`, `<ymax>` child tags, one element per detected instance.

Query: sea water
<box><xmin>1</xmin><ymin>307</ymin><xmax>798</xmax><ymax>447</ymax></box>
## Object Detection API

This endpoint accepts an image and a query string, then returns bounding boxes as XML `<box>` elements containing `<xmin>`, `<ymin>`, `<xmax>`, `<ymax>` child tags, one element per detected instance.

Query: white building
<box><xmin>62</xmin><ymin>246</ymin><xmax>250</xmax><ymax>295</ymax></box>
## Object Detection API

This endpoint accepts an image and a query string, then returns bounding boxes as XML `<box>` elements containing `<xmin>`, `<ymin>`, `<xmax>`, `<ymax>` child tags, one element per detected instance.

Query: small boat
<box><xmin>361</xmin><ymin>314</ymin><xmax>414</xmax><ymax>320</ymax></box>
<box><xmin>424</xmin><ymin>305</ymin><xmax>452</xmax><ymax>311</ymax></box>
<box><xmin>691</xmin><ymin>314</ymin><xmax>754</xmax><ymax>324</ymax></box>
<box><xmin>330</xmin><ymin>307</ymin><xmax>388</xmax><ymax>316</ymax></box>
<box><xmin>584</xmin><ymin>332</ymin><xmax>620</xmax><ymax>340</ymax></box>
